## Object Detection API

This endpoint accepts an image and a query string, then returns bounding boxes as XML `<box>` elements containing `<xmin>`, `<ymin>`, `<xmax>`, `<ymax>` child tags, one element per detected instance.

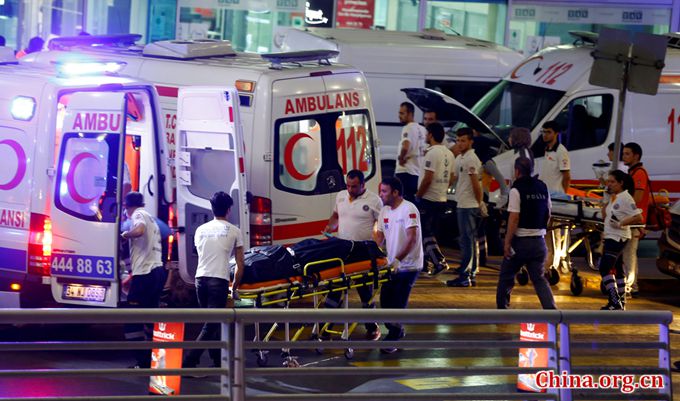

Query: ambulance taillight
<box><xmin>168</xmin><ymin>205</ymin><xmax>178</xmax><ymax>261</ymax></box>
<box><xmin>250</xmin><ymin>196</ymin><xmax>272</xmax><ymax>246</ymax></box>
<box><xmin>28</xmin><ymin>214</ymin><xmax>53</xmax><ymax>276</ymax></box>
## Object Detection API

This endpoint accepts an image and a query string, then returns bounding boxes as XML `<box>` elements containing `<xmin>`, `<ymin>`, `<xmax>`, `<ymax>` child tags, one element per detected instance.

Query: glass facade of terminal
<box><xmin>1</xmin><ymin>0</ymin><xmax>678</xmax><ymax>54</ymax></box>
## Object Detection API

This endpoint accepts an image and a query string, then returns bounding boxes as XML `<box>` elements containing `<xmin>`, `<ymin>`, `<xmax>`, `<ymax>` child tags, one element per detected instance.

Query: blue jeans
<box><xmin>184</xmin><ymin>276</ymin><xmax>229</xmax><ymax>367</ymax></box>
<box><xmin>496</xmin><ymin>237</ymin><xmax>556</xmax><ymax>309</ymax></box>
<box><xmin>379</xmin><ymin>270</ymin><xmax>418</xmax><ymax>339</ymax></box>
<box><xmin>456</xmin><ymin>207</ymin><xmax>480</xmax><ymax>279</ymax></box>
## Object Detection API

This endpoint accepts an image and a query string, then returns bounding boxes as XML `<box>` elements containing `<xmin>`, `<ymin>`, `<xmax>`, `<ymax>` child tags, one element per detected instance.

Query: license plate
<box><xmin>62</xmin><ymin>284</ymin><xmax>107</xmax><ymax>302</ymax></box>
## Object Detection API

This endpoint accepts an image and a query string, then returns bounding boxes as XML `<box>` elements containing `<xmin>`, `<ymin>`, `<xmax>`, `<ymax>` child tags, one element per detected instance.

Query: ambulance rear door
<box><xmin>50</xmin><ymin>92</ymin><xmax>128</xmax><ymax>307</ymax></box>
<box><xmin>175</xmin><ymin>87</ymin><xmax>248</xmax><ymax>284</ymax></box>
<box><xmin>271</xmin><ymin>73</ymin><xmax>377</xmax><ymax>244</ymax></box>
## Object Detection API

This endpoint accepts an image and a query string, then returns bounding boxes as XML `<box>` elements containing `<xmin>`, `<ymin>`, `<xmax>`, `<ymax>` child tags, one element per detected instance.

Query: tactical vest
<box><xmin>512</xmin><ymin>176</ymin><xmax>550</xmax><ymax>230</ymax></box>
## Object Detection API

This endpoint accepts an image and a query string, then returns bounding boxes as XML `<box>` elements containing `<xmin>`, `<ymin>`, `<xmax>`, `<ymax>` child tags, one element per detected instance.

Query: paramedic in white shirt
<box><xmin>376</xmin><ymin>176</ymin><xmax>423</xmax><ymax>354</ymax></box>
<box><xmin>539</xmin><ymin>120</ymin><xmax>570</xmax><ymax>274</ymax></box>
<box><xmin>447</xmin><ymin>128</ymin><xmax>483</xmax><ymax>288</ymax></box>
<box><xmin>121</xmin><ymin>191</ymin><xmax>166</xmax><ymax>369</ymax></box>
<box><xmin>323</xmin><ymin>169</ymin><xmax>383</xmax><ymax>341</ymax></box>
<box><xmin>415</xmin><ymin>122</ymin><xmax>455</xmax><ymax>276</ymax></box>
<box><xmin>184</xmin><ymin>191</ymin><xmax>244</xmax><ymax>368</ymax></box>
<box><xmin>539</xmin><ymin>120</ymin><xmax>571</xmax><ymax>194</ymax></box>
<box><xmin>395</xmin><ymin>101</ymin><xmax>427</xmax><ymax>202</ymax></box>
<box><xmin>598</xmin><ymin>170</ymin><xmax>642</xmax><ymax>310</ymax></box>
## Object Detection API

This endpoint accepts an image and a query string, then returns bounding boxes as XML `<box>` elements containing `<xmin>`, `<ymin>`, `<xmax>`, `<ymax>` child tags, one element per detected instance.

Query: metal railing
<box><xmin>0</xmin><ymin>309</ymin><xmax>673</xmax><ymax>401</ymax></box>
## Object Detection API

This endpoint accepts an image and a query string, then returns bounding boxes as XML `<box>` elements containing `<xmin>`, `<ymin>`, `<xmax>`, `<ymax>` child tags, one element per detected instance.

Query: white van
<box><xmin>405</xmin><ymin>32</ymin><xmax>680</xmax><ymax>201</ymax></box>
<box><xmin>1</xmin><ymin>49</ymin><xmax>247</xmax><ymax>307</ymax></box>
<box><xmin>28</xmin><ymin>36</ymin><xmax>381</xmax><ymax>253</ymax></box>
<box><xmin>276</xmin><ymin>28</ymin><xmax>523</xmax><ymax>176</ymax></box>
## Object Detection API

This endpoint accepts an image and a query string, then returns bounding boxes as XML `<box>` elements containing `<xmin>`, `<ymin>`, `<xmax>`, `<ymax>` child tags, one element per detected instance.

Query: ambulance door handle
<box><xmin>146</xmin><ymin>175</ymin><xmax>155</xmax><ymax>196</ymax></box>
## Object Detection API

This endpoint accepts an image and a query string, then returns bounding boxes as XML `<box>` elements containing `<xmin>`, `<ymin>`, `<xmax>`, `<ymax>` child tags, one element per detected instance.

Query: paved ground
<box><xmin>0</xmin><ymin>243</ymin><xmax>678</xmax><ymax>399</ymax></box>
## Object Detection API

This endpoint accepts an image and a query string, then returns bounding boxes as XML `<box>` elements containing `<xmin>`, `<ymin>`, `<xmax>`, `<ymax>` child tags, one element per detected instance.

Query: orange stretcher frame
<box><xmin>236</xmin><ymin>256</ymin><xmax>391</xmax><ymax>367</ymax></box>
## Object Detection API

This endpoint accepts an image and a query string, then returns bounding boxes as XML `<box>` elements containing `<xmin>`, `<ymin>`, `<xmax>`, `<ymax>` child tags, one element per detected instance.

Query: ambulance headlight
<box><xmin>56</xmin><ymin>61</ymin><xmax>126</xmax><ymax>76</ymax></box>
<box><xmin>11</xmin><ymin>96</ymin><xmax>36</xmax><ymax>121</ymax></box>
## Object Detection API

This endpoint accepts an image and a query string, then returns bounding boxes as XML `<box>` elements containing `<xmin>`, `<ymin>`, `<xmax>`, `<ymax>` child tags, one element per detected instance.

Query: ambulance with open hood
<box><xmin>26</xmin><ymin>35</ymin><xmax>381</xmax><ymax>258</ymax></box>
<box><xmin>0</xmin><ymin>46</ymin><xmax>247</xmax><ymax>307</ymax></box>
<box><xmin>404</xmin><ymin>31</ymin><xmax>680</xmax><ymax>202</ymax></box>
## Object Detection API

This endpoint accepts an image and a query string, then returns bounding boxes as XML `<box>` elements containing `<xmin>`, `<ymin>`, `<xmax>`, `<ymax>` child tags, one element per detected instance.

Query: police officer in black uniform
<box><xmin>496</xmin><ymin>157</ymin><xmax>557</xmax><ymax>309</ymax></box>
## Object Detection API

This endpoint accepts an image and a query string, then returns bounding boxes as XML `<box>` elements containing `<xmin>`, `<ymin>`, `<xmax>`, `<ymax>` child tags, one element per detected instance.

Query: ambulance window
<box><xmin>55</xmin><ymin>134</ymin><xmax>120</xmax><ymax>223</ymax></box>
<box><xmin>184</xmin><ymin>135</ymin><xmax>237</xmax><ymax>201</ymax></box>
<box><xmin>335</xmin><ymin>113</ymin><xmax>375</xmax><ymax>177</ymax></box>
<box><xmin>276</xmin><ymin>118</ymin><xmax>323</xmax><ymax>192</ymax></box>
<box><xmin>532</xmin><ymin>94</ymin><xmax>613</xmax><ymax>157</ymax></box>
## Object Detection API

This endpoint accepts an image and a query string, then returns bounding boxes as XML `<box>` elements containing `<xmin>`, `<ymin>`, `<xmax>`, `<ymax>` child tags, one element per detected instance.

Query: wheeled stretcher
<box><xmin>237</xmin><ymin>255</ymin><xmax>390</xmax><ymax>367</ymax></box>
<box><xmin>537</xmin><ymin>197</ymin><xmax>604</xmax><ymax>295</ymax></box>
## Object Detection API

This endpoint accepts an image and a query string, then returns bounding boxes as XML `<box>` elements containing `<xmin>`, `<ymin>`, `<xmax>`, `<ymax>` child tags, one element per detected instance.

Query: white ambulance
<box><xmin>405</xmin><ymin>32</ymin><xmax>680</xmax><ymax>200</ymax></box>
<box><xmin>275</xmin><ymin>28</ymin><xmax>523</xmax><ymax>176</ymax></box>
<box><xmin>0</xmin><ymin>47</ymin><xmax>247</xmax><ymax>307</ymax></box>
<box><xmin>28</xmin><ymin>36</ymin><xmax>381</xmax><ymax>253</ymax></box>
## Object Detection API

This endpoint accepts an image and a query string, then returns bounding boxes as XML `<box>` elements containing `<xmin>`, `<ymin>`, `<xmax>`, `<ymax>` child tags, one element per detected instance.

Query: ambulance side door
<box><xmin>175</xmin><ymin>87</ymin><xmax>249</xmax><ymax>284</ymax></box>
<box><xmin>50</xmin><ymin>92</ymin><xmax>127</xmax><ymax>307</ymax></box>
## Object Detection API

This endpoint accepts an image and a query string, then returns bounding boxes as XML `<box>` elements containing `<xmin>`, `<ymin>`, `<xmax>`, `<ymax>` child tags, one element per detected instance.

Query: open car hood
<box><xmin>401</xmin><ymin>87</ymin><xmax>506</xmax><ymax>147</ymax></box>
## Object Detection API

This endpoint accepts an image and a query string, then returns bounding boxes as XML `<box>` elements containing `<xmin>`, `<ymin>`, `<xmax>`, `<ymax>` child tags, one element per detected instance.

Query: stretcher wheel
<box><xmin>547</xmin><ymin>269</ymin><xmax>560</xmax><ymax>286</ymax></box>
<box><xmin>600</xmin><ymin>280</ymin><xmax>607</xmax><ymax>295</ymax></box>
<box><xmin>344</xmin><ymin>348</ymin><xmax>354</xmax><ymax>360</ymax></box>
<box><xmin>310</xmin><ymin>333</ymin><xmax>324</xmax><ymax>355</ymax></box>
<box><xmin>516</xmin><ymin>268</ymin><xmax>529</xmax><ymax>286</ymax></box>
<box><xmin>256</xmin><ymin>352</ymin><xmax>268</xmax><ymax>367</ymax></box>
<box><xmin>570</xmin><ymin>273</ymin><xmax>583</xmax><ymax>296</ymax></box>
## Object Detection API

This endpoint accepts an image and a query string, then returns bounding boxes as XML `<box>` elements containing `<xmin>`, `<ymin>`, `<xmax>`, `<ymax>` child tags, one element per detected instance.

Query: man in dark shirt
<box><xmin>496</xmin><ymin>157</ymin><xmax>557</xmax><ymax>309</ymax></box>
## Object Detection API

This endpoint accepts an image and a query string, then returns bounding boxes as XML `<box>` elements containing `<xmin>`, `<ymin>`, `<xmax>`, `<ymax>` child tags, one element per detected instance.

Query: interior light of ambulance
<box><xmin>235</xmin><ymin>80</ymin><xmax>255</xmax><ymax>92</ymax></box>
<box><xmin>11</xmin><ymin>96</ymin><xmax>36</xmax><ymax>121</ymax></box>
<box><xmin>10</xmin><ymin>283</ymin><xmax>21</xmax><ymax>291</ymax></box>
<box><xmin>56</xmin><ymin>61</ymin><xmax>126</xmax><ymax>76</ymax></box>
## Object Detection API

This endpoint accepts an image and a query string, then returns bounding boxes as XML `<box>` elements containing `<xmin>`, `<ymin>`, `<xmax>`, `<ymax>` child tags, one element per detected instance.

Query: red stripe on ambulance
<box><xmin>156</xmin><ymin>85</ymin><xmax>179</xmax><ymax>98</ymax></box>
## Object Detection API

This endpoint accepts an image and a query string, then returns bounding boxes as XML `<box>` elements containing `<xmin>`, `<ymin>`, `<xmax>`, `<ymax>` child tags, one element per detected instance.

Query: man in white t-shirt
<box><xmin>539</xmin><ymin>120</ymin><xmax>571</xmax><ymax>194</ymax></box>
<box><xmin>415</xmin><ymin>122</ymin><xmax>455</xmax><ymax>276</ymax></box>
<box><xmin>184</xmin><ymin>191</ymin><xmax>244</xmax><ymax>369</ymax></box>
<box><xmin>395</xmin><ymin>102</ymin><xmax>427</xmax><ymax>202</ymax></box>
<box><xmin>376</xmin><ymin>176</ymin><xmax>423</xmax><ymax>354</ymax></box>
<box><xmin>323</xmin><ymin>169</ymin><xmax>383</xmax><ymax>340</ymax></box>
<box><xmin>538</xmin><ymin>120</ymin><xmax>571</xmax><ymax>273</ymax></box>
<box><xmin>447</xmin><ymin>128</ymin><xmax>483</xmax><ymax>288</ymax></box>
<box><xmin>121</xmin><ymin>191</ymin><xmax>166</xmax><ymax>369</ymax></box>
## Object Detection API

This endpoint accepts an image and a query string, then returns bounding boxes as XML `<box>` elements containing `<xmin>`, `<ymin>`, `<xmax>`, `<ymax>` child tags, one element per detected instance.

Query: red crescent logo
<box><xmin>283</xmin><ymin>133</ymin><xmax>315</xmax><ymax>181</ymax></box>
<box><xmin>66</xmin><ymin>152</ymin><xmax>99</xmax><ymax>204</ymax></box>
<box><xmin>0</xmin><ymin>139</ymin><xmax>27</xmax><ymax>191</ymax></box>
<box><xmin>510</xmin><ymin>55</ymin><xmax>543</xmax><ymax>79</ymax></box>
